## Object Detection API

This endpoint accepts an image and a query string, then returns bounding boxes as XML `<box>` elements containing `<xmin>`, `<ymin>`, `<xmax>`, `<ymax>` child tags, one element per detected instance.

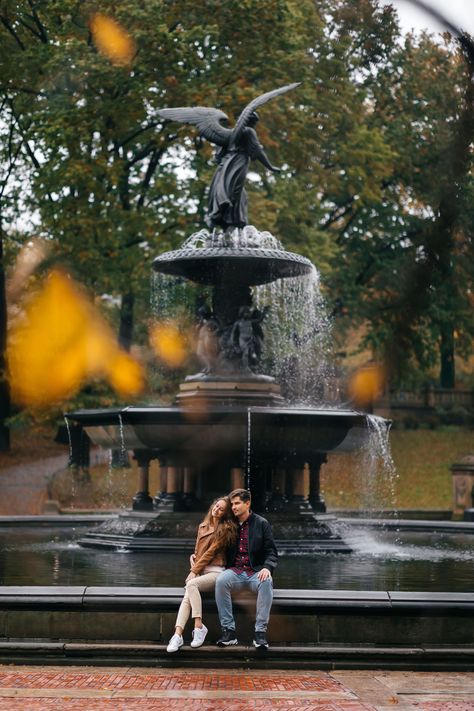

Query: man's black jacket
<box><xmin>225</xmin><ymin>512</ymin><xmax>278</xmax><ymax>574</ymax></box>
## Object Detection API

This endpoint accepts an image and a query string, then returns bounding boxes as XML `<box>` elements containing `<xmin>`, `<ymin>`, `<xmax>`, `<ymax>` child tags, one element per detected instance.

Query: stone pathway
<box><xmin>0</xmin><ymin>448</ymin><xmax>109</xmax><ymax>514</ymax></box>
<box><xmin>0</xmin><ymin>454</ymin><xmax>69</xmax><ymax>514</ymax></box>
<box><xmin>0</xmin><ymin>667</ymin><xmax>473</xmax><ymax>710</ymax></box>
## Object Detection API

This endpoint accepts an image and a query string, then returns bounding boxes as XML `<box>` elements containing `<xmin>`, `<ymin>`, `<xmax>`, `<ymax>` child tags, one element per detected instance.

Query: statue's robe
<box><xmin>206</xmin><ymin>127</ymin><xmax>262</xmax><ymax>230</ymax></box>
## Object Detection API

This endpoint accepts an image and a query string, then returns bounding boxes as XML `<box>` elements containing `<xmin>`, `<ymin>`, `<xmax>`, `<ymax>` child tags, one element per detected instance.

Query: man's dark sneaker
<box><xmin>253</xmin><ymin>632</ymin><xmax>269</xmax><ymax>649</ymax></box>
<box><xmin>216</xmin><ymin>629</ymin><xmax>238</xmax><ymax>646</ymax></box>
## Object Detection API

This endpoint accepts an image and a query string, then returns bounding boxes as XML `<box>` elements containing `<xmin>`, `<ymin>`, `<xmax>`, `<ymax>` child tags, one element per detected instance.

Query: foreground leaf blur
<box><xmin>8</xmin><ymin>271</ymin><xmax>144</xmax><ymax>408</ymax></box>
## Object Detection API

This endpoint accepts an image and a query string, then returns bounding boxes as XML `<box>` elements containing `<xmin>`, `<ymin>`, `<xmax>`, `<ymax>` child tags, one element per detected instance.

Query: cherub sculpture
<box><xmin>195</xmin><ymin>303</ymin><xmax>220</xmax><ymax>375</ymax></box>
<box><xmin>230</xmin><ymin>305</ymin><xmax>270</xmax><ymax>373</ymax></box>
<box><xmin>157</xmin><ymin>83</ymin><xmax>300</xmax><ymax>230</ymax></box>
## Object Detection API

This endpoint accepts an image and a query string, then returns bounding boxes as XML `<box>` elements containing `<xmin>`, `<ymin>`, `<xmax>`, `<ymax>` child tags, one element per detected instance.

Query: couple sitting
<box><xmin>167</xmin><ymin>488</ymin><xmax>278</xmax><ymax>652</ymax></box>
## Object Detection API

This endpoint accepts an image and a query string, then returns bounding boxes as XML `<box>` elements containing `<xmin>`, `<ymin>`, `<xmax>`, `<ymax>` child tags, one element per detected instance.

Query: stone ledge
<box><xmin>0</xmin><ymin>641</ymin><xmax>472</xmax><ymax>671</ymax></box>
<box><xmin>0</xmin><ymin>587</ymin><xmax>472</xmax><ymax>614</ymax></box>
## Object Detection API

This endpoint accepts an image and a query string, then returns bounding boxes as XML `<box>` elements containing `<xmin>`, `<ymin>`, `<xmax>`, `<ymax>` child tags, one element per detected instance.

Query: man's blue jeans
<box><xmin>215</xmin><ymin>569</ymin><xmax>273</xmax><ymax>632</ymax></box>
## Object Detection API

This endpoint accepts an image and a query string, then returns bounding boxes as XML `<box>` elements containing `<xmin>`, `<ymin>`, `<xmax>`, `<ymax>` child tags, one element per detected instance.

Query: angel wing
<box><xmin>230</xmin><ymin>82</ymin><xmax>301</xmax><ymax>148</ymax></box>
<box><xmin>156</xmin><ymin>107</ymin><xmax>232</xmax><ymax>147</ymax></box>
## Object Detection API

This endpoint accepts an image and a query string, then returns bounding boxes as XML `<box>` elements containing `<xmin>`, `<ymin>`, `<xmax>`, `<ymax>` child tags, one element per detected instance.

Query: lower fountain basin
<box><xmin>66</xmin><ymin>405</ymin><xmax>370</xmax><ymax>462</ymax></box>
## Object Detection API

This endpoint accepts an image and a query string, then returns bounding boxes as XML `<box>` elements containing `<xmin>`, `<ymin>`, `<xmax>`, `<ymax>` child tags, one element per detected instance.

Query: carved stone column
<box><xmin>308</xmin><ymin>455</ymin><xmax>327</xmax><ymax>513</ymax></box>
<box><xmin>152</xmin><ymin>461</ymin><xmax>168</xmax><ymax>509</ymax></box>
<box><xmin>132</xmin><ymin>451</ymin><xmax>153</xmax><ymax>511</ymax></box>
<box><xmin>287</xmin><ymin>464</ymin><xmax>311</xmax><ymax>511</ymax></box>
<box><xmin>155</xmin><ymin>465</ymin><xmax>185</xmax><ymax>511</ymax></box>
<box><xmin>230</xmin><ymin>467</ymin><xmax>245</xmax><ymax>491</ymax></box>
<box><xmin>182</xmin><ymin>466</ymin><xmax>202</xmax><ymax>510</ymax></box>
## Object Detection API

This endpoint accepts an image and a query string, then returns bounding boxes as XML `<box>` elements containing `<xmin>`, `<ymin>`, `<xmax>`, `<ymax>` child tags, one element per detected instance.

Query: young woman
<box><xmin>166</xmin><ymin>496</ymin><xmax>237</xmax><ymax>652</ymax></box>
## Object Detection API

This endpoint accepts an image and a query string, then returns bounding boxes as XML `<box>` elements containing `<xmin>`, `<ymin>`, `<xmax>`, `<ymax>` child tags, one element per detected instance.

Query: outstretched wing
<box><xmin>230</xmin><ymin>82</ymin><xmax>301</xmax><ymax>147</ymax></box>
<box><xmin>157</xmin><ymin>107</ymin><xmax>232</xmax><ymax>147</ymax></box>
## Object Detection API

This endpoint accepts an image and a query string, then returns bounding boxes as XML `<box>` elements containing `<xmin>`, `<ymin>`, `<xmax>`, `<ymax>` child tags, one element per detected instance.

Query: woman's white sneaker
<box><xmin>166</xmin><ymin>633</ymin><xmax>183</xmax><ymax>653</ymax></box>
<box><xmin>190</xmin><ymin>624</ymin><xmax>208</xmax><ymax>648</ymax></box>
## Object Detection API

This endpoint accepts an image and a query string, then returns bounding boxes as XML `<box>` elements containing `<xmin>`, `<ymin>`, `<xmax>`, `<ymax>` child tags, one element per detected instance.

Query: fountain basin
<box><xmin>64</xmin><ymin>405</ymin><xmax>380</xmax><ymax>552</ymax></box>
<box><xmin>152</xmin><ymin>246</ymin><xmax>313</xmax><ymax>285</ymax></box>
<box><xmin>67</xmin><ymin>406</ymin><xmax>370</xmax><ymax>461</ymax></box>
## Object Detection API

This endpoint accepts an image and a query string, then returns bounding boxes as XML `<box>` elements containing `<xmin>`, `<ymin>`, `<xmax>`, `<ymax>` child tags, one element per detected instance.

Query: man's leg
<box><xmin>248</xmin><ymin>572</ymin><xmax>273</xmax><ymax>638</ymax></box>
<box><xmin>215</xmin><ymin>569</ymin><xmax>239</xmax><ymax>631</ymax></box>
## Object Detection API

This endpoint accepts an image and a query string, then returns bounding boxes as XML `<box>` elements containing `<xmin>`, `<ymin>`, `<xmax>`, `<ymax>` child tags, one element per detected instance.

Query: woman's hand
<box><xmin>185</xmin><ymin>571</ymin><xmax>197</xmax><ymax>584</ymax></box>
<box><xmin>189</xmin><ymin>553</ymin><xmax>196</xmax><ymax>566</ymax></box>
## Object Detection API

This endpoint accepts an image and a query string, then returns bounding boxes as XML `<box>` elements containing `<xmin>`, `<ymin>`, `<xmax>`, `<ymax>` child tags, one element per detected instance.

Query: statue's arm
<box><xmin>255</xmin><ymin>146</ymin><xmax>280</xmax><ymax>172</ymax></box>
<box><xmin>246</xmin><ymin>129</ymin><xmax>280</xmax><ymax>172</ymax></box>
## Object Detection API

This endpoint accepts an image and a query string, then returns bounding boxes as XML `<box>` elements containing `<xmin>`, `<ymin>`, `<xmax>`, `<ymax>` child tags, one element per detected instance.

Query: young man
<box><xmin>215</xmin><ymin>488</ymin><xmax>278</xmax><ymax>649</ymax></box>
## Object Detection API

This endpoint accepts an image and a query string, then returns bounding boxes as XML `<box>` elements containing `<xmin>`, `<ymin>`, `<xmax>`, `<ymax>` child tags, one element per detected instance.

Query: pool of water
<box><xmin>1</xmin><ymin>525</ymin><xmax>473</xmax><ymax>591</ymax></box>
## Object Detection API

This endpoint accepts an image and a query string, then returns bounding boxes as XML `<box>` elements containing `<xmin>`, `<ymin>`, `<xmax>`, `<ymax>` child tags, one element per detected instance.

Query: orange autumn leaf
<box><xmin>347</xmin><ymin>363</ymin><xmax>385</xmax><ymax>409</ymax></box>
<box><xmin>107</xmin><ymin>351</ymin><xmax>144</xmax><ymax>397</ymax></box>
<box><xmin>8</xmin><ymin>270</ymin><xmax>144</xmax><ymax>408</ymax></box>
<box><xmin>149</xmin><ymin>322</ymin><xmax>188</xmax><ymax>368</ymax></box>
<box><xmin>90</xmin><ymin>14</ymin><xmax>135</xmax><ymax>66</ymax></box>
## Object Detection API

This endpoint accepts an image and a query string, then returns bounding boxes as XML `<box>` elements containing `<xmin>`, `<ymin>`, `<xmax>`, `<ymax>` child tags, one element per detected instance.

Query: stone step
<box><xmin>0</xmin><ymin>640</ymin><xmax>473</xmax><ymax>670</ymax></box>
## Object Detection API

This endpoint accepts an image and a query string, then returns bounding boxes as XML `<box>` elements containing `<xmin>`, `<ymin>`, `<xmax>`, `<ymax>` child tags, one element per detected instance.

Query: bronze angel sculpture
<box><xmin>157</xmin><ymin>83</ymin><xmax>300</xmax><ymax>230</ymax></box>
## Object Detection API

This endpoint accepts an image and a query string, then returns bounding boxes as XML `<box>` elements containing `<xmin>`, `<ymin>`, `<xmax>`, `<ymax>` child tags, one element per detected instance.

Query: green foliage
<box><xmin>0</xmin><ymin>0</ymin><xmax>472</xmax><ymax>389</ymax></box>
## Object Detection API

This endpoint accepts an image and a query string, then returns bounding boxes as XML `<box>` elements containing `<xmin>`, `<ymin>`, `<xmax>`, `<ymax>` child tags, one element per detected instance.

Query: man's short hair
<box><xmin>229</xmin><ymin>488</ymin><xmax>251</xmax><ymax>503</ymax></box>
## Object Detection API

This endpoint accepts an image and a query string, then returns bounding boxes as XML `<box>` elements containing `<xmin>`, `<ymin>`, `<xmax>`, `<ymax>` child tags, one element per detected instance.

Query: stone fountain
<box><xmin>67</xmin><ymin>84</ymin><xmax>379</xmax><ymax>552</ymax></box>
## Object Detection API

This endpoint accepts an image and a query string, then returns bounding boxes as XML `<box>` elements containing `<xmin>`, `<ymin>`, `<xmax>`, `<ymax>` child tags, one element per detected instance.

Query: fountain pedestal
<box><xmin>176</xmin><ymin>379</ymin><xmax>283</xmax><ymax>407</ymax></box>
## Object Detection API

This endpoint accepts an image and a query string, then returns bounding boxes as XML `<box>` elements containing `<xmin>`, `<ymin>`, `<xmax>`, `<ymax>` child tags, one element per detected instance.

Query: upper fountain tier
<box><xmin>152</xmin><ymin>226</ymin><xmax>313</xmax><ymax>286</ymax></box>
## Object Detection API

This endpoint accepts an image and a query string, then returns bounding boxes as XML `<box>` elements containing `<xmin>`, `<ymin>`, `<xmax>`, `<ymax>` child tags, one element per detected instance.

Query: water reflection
<box><xmin>1</xmin><ymin>526</ymin><xmax>473</xmax><ymax>591</ymax></box>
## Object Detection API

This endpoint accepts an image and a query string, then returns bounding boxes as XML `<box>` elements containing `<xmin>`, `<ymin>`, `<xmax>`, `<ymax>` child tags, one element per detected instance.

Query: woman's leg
<box><xmin>186</xmin><ymin>572</ymin><xmax>220</xmax><ymax>627</ymax></box>
<box><xmin>175</xmin><ymin>590</ymin><xmax>192</xmax><ymax>632</ymax></box>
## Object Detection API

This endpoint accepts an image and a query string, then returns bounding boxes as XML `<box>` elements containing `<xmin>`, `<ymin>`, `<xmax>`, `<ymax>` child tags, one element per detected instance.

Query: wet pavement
<box><xmin>0</xmin><ymin>666</ymin><xmax>472</xmax><ymax>710</ymax></box>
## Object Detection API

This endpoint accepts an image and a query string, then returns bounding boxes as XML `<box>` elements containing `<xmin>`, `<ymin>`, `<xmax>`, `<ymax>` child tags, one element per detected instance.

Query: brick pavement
<box><xmin>0</xmin><ymin>667</ymin><xmax>473</xmax><ymax>710</ymax></box>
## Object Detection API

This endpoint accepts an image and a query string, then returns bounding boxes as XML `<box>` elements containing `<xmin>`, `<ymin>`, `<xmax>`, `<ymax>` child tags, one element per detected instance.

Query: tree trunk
<box><xmin>118</xmin><ymin>291</ymin><xmax>135</xmax><ymax>352</ymax></box>
<box><xmin>440</xmin><ymin>324</ymin><xmax>455</xmax><ymax>389</ymax></box>
<box><xmin>0</xmin><ymin>227</ymin><xmax>10</xmax><ymax>450</ymax></box>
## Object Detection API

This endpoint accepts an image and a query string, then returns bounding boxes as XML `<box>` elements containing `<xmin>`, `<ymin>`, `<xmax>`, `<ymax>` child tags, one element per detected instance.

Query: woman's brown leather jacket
<box><xmin>190</xmin><ymin>521</ymin><xmax>226</xmax><ymax>575</ymax></box>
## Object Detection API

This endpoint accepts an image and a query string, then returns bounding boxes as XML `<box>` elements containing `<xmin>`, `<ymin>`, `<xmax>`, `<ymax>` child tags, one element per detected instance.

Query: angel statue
<box><xmin>157</xmin><ymin>83</ymin><xmax>300</xmax><ymax>231</ymax></box>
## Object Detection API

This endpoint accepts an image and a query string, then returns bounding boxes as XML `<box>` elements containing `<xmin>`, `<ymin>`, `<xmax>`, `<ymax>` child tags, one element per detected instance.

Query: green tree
<box><xmin>326</xmin><ymin>29</ymin><xmax>474</xmax><ymax>388</ymax></box>
<box><xmin>0</xmin><ymin>0</ymin><xmax>309</xmax><ymax>346</ymax></box>
<box><xmin>1</xmin><ymin>0</ymin><xmax>472</xmax><ymax>411</ymax></box>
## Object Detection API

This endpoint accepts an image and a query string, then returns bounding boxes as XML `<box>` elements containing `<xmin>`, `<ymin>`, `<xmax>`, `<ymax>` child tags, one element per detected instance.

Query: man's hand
<box><xmin>257</xmin><ymin>567</ymin><xmax>271</xmax><ymax>581</ymax></box>
<box><xmin>185</xmin><ymin>571</ymin><xmax>197</xmax><ymax>584</ymax></box>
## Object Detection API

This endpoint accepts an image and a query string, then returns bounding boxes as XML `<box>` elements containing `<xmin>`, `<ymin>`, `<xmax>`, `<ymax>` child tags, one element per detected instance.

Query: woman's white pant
<box><xmin>175</xmin><ymin>571</ymin><xmax>221</xmax><ymax>629</ymax></box>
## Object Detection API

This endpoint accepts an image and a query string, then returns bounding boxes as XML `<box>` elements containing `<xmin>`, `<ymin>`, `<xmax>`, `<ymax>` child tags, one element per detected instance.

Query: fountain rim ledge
<box><xmin>64</xmin><ymin>405</ymin><xmax>375</xmax><ymax>456</ymax></box>
<box><xmin>65</xmin><ymin>404</ymin><xmax>370</xmax><ymax>423</ymax></box>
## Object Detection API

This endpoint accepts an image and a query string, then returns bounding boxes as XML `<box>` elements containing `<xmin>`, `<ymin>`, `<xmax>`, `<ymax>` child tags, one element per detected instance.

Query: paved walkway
<box><xmin>0</xmin><ymin>666</ymin><xmax>473</xmax><ymax>710</ymax></box>
<box><xmin>0</xmin><ymin>454</ymin><xmax>69</xmax><ymax>515</ymax></box>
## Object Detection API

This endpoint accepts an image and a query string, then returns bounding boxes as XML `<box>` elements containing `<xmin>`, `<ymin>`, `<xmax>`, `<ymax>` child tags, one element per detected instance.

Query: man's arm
<box><xmin>257</xmin><ymin>519</ymin><xmax>278</xmax><ymax>580</ymax></box>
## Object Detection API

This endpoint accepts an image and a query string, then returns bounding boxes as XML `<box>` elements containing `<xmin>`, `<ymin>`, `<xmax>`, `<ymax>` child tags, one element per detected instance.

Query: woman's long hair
<box><xmin>202</xmin><ymin>496</ymin><xmax>238</xmax><ymax>549</ymax></box>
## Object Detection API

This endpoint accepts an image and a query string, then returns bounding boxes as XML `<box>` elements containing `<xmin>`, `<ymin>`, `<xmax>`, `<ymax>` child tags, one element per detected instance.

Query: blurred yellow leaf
<box><xmin>347</xmin><ymin>363</ymin><xmax>385</xmax><ymax>409</ymax></box>
<box><xmin>90</xmin><ymin>14</ymin><xmax>135</xmax><ymax>66</ymax></box>
<box><xmin>107</xmin><ymin>351</ymin><xmax>144</xmax><ymax>397</ymax></box>
<box><xmin>8</xmin><ymin>270</ymin><xmax>144</xmax><ymax>408</ymax></box>
<box><xmin>150</xmin><ymin>322</ymin><xmax>188</xmax><ymax>368</ymax></box>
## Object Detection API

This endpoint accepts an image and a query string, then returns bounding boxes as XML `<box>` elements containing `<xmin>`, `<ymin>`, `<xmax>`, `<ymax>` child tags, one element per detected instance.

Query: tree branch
<box><xmin>26</xmin><ymin>0</ymin><xmax>48</xmax><ymax>43</ymax></box>
<box><xmin>17</xmin><ymin>17</ymin><xmax>44</xmax><ymax>42</ymax></box>
<box><xmin>126</xmin><ymin>141</ymin><xmax>157</xmax><ymax>167</ymax></box>
<box><xmin>0</xmin><ymin>16</ymin><xmax>26</xmax><ymax>50</ymax></box>
<box><xmin>119</xmin><ymin>122</ymin><xmax>160</xmax><ymax>148</ymax></box>
<box><xmin>137</xmin><ymin>148</ymin><xmax>161</xmax><ymax>209</ymax></box>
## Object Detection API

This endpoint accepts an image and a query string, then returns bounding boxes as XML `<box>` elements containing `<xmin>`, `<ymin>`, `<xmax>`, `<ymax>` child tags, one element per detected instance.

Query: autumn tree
<box><xmin>0</xmin><ymin>0</ymin><xmax>309</xmax><ymax>346</ymax></box>
<box><xmin>1</xmin><ymin>0</ymin><xmax>472</xmax><ymax>414</ymax></box>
